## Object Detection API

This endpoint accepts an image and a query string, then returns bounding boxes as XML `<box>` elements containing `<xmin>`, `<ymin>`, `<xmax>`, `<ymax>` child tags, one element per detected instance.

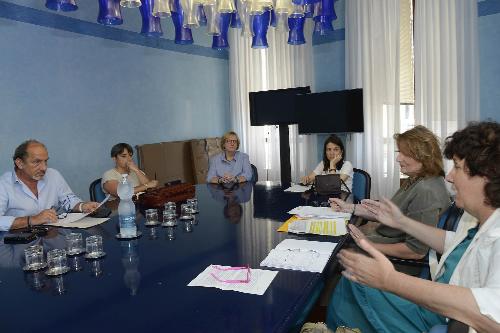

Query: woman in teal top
<box><xmin>327</xmin><ymin>122</ymin><xmax>500</xmax><ymax>333</ymax></box>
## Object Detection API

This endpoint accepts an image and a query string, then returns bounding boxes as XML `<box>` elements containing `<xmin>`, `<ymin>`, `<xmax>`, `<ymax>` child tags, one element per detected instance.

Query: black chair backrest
<box><xmin>352</xmin><ymin>168</ymin><xmax>371</xmax><ymax>203</ymax></box>
<box><xmin>250</xmin><ymin>164</ymin><xmax>258</xmax><ymax>182</ymax></box>
<box><xmin>89</xmin><ymin>178</ymin><xmax>106</xmax><ymax>202</ymax></box>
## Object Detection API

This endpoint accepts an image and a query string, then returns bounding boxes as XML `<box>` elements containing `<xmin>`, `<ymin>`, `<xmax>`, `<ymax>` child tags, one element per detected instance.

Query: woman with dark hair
<box><xmin>330</xmin><ymin>126</ymin><xmax>450</xmax><ymax>260</ymax></box>
<box><xmin>328</xmin><ymin>121</ymin><xmax>500</xmax><ymax>333</ymax></box>
<box><xmin>102</xmin><ymin>143</ymin><xmax>158</xmax><ymax>200</ymax></box>
<box><xmin>301</xmin><ymin>134</ymin><xmax>354</xmax><ymax>192</ymax></box>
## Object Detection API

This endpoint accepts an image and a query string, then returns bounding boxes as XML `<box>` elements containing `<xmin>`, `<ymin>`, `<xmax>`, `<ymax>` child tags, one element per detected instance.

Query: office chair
<box><xmin>89</xmin><ymin>178</ymin><xmax>106</xmax><ymax>202</ymax></box>
<box><xmin>250</xmin><ymin>164</ymin><xmax>258</xmax><ymax>182</ymax></box>
<box><xmin>352</xmin><ymin>168</ymin><xmax>371</xmax><ymax>203</ymax></box>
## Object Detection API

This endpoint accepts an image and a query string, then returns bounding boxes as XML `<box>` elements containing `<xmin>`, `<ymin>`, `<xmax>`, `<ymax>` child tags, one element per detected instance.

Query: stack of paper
<box><xmin>288</xmin><ymin>218</ymin><xmax>348</xmax><ymax>236</ymax></box>
<box><xmin>260</xmin><ymin>239</ymin><xmax>338</xmax><ymax>273</ymax></box>
<box><xmin>288</xmin><ymin>206</ymin><xmax>351</xmax><ymax>219</ymax></box>
<box><xmin>283</xmin><ymin>184</ymin><xmax>312</xmax><ymax>193</ymax></box>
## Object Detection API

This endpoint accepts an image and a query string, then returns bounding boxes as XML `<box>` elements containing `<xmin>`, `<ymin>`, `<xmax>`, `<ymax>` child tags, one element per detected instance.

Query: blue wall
<box><xmin>479</xmin><ymin>10</ymin><xmax>500</xmax><ymax>121</ymax></box>
<box><xmin>0</xmin><ymin>3</ymin><xmax>230</xmax><ymax>199</ymax></box>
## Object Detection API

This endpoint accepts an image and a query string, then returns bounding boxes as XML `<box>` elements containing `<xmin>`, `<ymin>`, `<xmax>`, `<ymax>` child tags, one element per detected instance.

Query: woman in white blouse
<box><xmin>330</xmin><ymin>122</ymin><xmax>500</xmax><ymax>333</ymax></box>
<box><xmin>301</xmin><ymin>134</ymin><xmax>353</xmax><ymax>192</ymax></box>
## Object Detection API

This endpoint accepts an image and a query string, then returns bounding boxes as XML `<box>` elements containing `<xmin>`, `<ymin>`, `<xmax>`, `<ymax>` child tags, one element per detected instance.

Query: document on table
<box><xmin>288</xmin><ymin>206</ymin><xmax>351</xmax><ymax>219</ymax></box>
<box><xmin>47</xmin><ymin>195</ymin><xmax>111</xmax><ymax>228</ymax></box>
<box><xmin>287</xmin><ymin>218</ymin><xmax>348</xmax><ymax>236</ymax></box>
<box><xmin>283</xmin><ymin>184</ymin><xmax>312</xmax><ymax>193</ymax></box>
<box><xmin>260</xmin><ymin>239</ymin><xmax>338</xmax><ymax>273</ymax></box>
<box><xmin>188</xmin><ymin>265</ymin><xmax>278</xmax><ymax>295</ymax></box>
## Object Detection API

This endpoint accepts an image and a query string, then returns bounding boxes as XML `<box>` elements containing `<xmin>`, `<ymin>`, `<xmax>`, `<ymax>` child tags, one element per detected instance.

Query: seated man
<box><xmin>0</xmin><ymin>140</ymin><xmax>99</xmax><ymax>231</ymax></box>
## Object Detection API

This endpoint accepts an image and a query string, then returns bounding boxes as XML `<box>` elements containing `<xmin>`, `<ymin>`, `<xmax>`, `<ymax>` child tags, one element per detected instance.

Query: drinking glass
<box><xmin>186</xmin><ymin>198</ymin><xmax>198</xmax><ymax>213</ymax></box>
<box><xmin>164</xmin><ymin>201</ymin><xmax>176</xmax><ymax>213</ymax></box>
<box><xmin>180</xmin><ymin>203</ymin><xmax>194</xmax><ymax>220</ymax></box>
<box><xmin>66</xmin><ymin>233</ymin><xmax>85</xmax><ymax>255</ymax></box>
<box><xmin>162</xmin><ymin>210</ymin><xmax>177</xmax><ymax>227</ymax></box>
<box><xmin>145</xmin><ymin>208</ymin><xmax>159</xmax><ymax>226</ymax></box>
<box><xmin>85</xmin><ymin>235</ymin><xmax>105</xmax><ymax>259</ymax></box>
<box><xmin>24</xmin><ymin>245</ymin><xmax>46</xmax><ymax>271</ymax></box>
<box><xmin>46</xmin><ymin>249</ymin><xmax>69</xmax><ymax>276</ymax></box>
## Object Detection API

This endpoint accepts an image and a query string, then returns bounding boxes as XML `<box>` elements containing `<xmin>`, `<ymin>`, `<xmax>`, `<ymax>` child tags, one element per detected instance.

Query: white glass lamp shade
<box><xmin>181</xmin><ymin>0</ymin><xmax>200</xmax><ymax>27</ymax></box>
<box><xmin>120</xmin><ymin>0</ymin><xmax>141</xmax><ymax>8</ymax></box>
<box><xmin>153</xmin><ymin>0</ymin><xmax>171</xmax><ymax>17</ymax></box>
<box><xmin>274</xmin><ymin>0</ymin><xmax>292</xmax><ymax>14</ymax></box>
<box><xmin>203</xmin><ymin>4</ymin><xmax>221</xmax><ymax>35</ymax></box>
<box><xmin>248</xmin><ymin>0</ymin><xmax>265</xmax><ymax>15</ymax></box>
<box><xmin>216</xmin><ymin>0</ymin><xmax>235</xmax><ymax>13</ymax></box>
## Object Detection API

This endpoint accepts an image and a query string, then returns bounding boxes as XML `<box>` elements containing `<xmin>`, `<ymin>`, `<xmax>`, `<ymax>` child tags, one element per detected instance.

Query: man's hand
<box><xmin>31</xmin><ymin>209</ymin><xmax>58</xmax><ymax>225</ymax></box>
<box><xmin>81</xmin><ymin>202</ymin><xmax>100</xmax><ymax>214</ymax></box>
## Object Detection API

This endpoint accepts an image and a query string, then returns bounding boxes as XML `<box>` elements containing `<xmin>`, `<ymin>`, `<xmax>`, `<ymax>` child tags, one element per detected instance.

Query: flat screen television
<box><xmin>297</xmin><ymin>88</ymin><xmax>364</xmax><ymax>134</ymax></box>
<box><xmin>249</xmin><ymin>86</ymin><xmax>311</xmax><ymax>126</ymax></box>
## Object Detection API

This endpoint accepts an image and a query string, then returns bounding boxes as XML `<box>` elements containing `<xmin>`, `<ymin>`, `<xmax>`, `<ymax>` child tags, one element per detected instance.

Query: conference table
<box><xmin>0</xmin><ymin>182</ymin><xmax>351</xmax><ymax>333</ymax></box>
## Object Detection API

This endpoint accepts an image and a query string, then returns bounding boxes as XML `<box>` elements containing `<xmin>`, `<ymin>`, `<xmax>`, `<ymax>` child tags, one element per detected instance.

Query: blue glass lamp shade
<box><xmin>197</xmin><ymin>5</ymin><xmax>207</xmax><ymax>26</ymax></box>
<box><xmin>313</xmin><ymin>15</ymin><xmax>333</xmax><ymax>35</ymax></box>
<box><xmin>251</xmin><ymin>10</ymin><xmax>271</xmax><ymax>49</ymax></box>
<box><xmin>304</xmin><ymin>3</ymin><xmax>314</xmax><ymax>18</ymax></box>
<box><xmin>171</xmin><ymin>0</ymin><xmax>194</xmax><ymax>44</ymax></box>
<box><xmin>98</xmin><ymin>0</ymin><xmax>123</xmax><ymax>25</ymax></box>
<box><xmin>269</xmin><ymin>9</ymin><xmax>276</xmax><ymax>27</ymax></box>
<box><xmin>140</xmin><ymin>0</ymin><xmax>163</xmax><ymax>37</ymax></box>
<box><xmin>287</xmin><ymin>16</ymin><xmax>305</xmax><ymax>45</ymax></box>
<box><xmin>212</xmin><ymin>13</ymin><xmax>231</xmax><ymax>50</ymax></box>
<box><xmin>45</xmin><ymin>0</ymin><xmax>77</xmax><ymax>12</ymax></box>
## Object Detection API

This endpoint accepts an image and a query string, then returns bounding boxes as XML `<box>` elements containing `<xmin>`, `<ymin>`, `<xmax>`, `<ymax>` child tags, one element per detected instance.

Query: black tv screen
<box><xmin>297</xmin><ymin>88</ymin><xmax>364</xmax><ymax>134</ymax></box>
<box><xmin>249</xmin><ymin>86</ymin><xmax>311</xmax><ymax>126</ymax></box>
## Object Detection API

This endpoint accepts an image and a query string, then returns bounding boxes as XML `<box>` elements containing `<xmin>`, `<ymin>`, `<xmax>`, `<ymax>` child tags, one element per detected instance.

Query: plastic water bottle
<box><xmin>117</xmin><ymin>174</ymin><xmax>137</xmax><ymax>237</ymax></box>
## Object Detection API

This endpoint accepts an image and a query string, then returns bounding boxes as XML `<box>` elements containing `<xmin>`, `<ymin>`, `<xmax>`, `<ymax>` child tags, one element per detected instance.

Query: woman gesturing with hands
<box><xmin>327</xmin><ymin>122</ymin><xmax>500</xmax><ymax>333</ymax></box>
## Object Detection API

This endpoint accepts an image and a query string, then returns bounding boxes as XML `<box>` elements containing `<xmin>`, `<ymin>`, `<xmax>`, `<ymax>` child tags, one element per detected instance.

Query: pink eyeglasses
<box><xmin>210</xmin><ymin>265</ymin><xmax>251</xmax><ymax>284</ymax></box>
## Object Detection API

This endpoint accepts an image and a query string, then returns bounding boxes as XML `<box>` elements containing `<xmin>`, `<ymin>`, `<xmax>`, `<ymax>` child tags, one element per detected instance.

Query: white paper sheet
<box><xmin>49</xmin><ymin>215</ymin><xmax>110</xmax><ymax>228</ymax></box>
<box><xmin>188</xmin><ymin>265</ymin><xmax>278</xmax><ymax>295</ymax></box>
<box><xmin>47</xmin><ymin>195</ymin><xmax>111</xmax><ymax>228</ymax></box>
<box><xmin>260</xmin><ymin>239</ymin><xmax>338</xmax><ymax>273</ymax></box>
<box><xmin>288</xmin><ymin>218</ymin><xmax>348</xmax><ymax>236</ymax></box>
<box><xmin>283</xmin><ymin>184</ymin><xmax>312</xmax><ymax>193</ymax></box>
<box><xmin>288</xmin><ymin>206</ymin><xmax>351</xmax><ymax>219</ymax></box>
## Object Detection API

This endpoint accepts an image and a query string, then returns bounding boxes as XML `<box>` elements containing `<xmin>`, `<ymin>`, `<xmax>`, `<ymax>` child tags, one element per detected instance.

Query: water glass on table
<box><xmin>145</xmin><ymin>208</ymin><xmax>160</xmax><ymax>226</ymax></box>
<box><xmin>46</xmin><ymin>249</ymin><xmax>69</xmax><ymax>276</ymax></box>
<box><xmin>66</xmin><ymin>233</ymin><xmax>85</xmax><ymax>256</ymax></box>
<box><xmin>24</xmin><ymin>244</ymin><xmax>47</xmax><ymax>271</ymax></box>
<box><xmin>85</xmin><ymin>235</ymin><xmax>106</xmax><ymax>259</ymax></box>
<box><xmin>180</xmin><ymin>203</ymin><xmax>194</xmax><ymax>220</ymax></box>
<box><xmin>162</xmin><ymin>209</ymin><xmax>177</xmax><ymax>227</ymax></box>
<box><xmin>186</xmin><ymin>198</ymin><xmax>198</xmax><ymax>213</ymax></box>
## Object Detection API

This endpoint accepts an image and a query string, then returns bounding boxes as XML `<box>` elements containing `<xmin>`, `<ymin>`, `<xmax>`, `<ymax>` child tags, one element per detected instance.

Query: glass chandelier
<box><xmin>46</xmin><ymin>0</ymin><xmax>337</xmax><ymax>49</ymax></box>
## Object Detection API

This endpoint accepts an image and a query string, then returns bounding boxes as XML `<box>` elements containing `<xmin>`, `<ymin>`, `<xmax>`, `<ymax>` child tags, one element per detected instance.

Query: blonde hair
<box><xmin>221</xmin><ymin>131</ymin><xmax>240</xmax><ymax>150</ymax></box>
<box><xmin>394</xmin><ymin>125</ymin><xmax>445</xmax><ymax>177</ymax></box>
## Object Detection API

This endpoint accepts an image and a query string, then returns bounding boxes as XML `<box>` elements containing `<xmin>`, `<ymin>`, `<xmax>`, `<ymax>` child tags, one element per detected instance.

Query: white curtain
<box><xmin>414</xmin><ymin>0</ymin><xmax>480</xmax><ymax>140</ymax></box>
<box><xmin>228</xmin><ymin>22</ymin><xmax>317</xmax><ymax>182</ymax></box>
<box><xmin>344</xmin><ymin>0</ymin><xmax>401</xmax><ymax>199</ymax></box>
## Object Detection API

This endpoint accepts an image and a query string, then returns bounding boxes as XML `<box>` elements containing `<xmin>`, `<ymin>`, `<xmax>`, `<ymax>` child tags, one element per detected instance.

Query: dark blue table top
<box><xmin>0</xmin><ymin>182</ymin><xmax>344</xmax><ymax>333</ymax></box>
